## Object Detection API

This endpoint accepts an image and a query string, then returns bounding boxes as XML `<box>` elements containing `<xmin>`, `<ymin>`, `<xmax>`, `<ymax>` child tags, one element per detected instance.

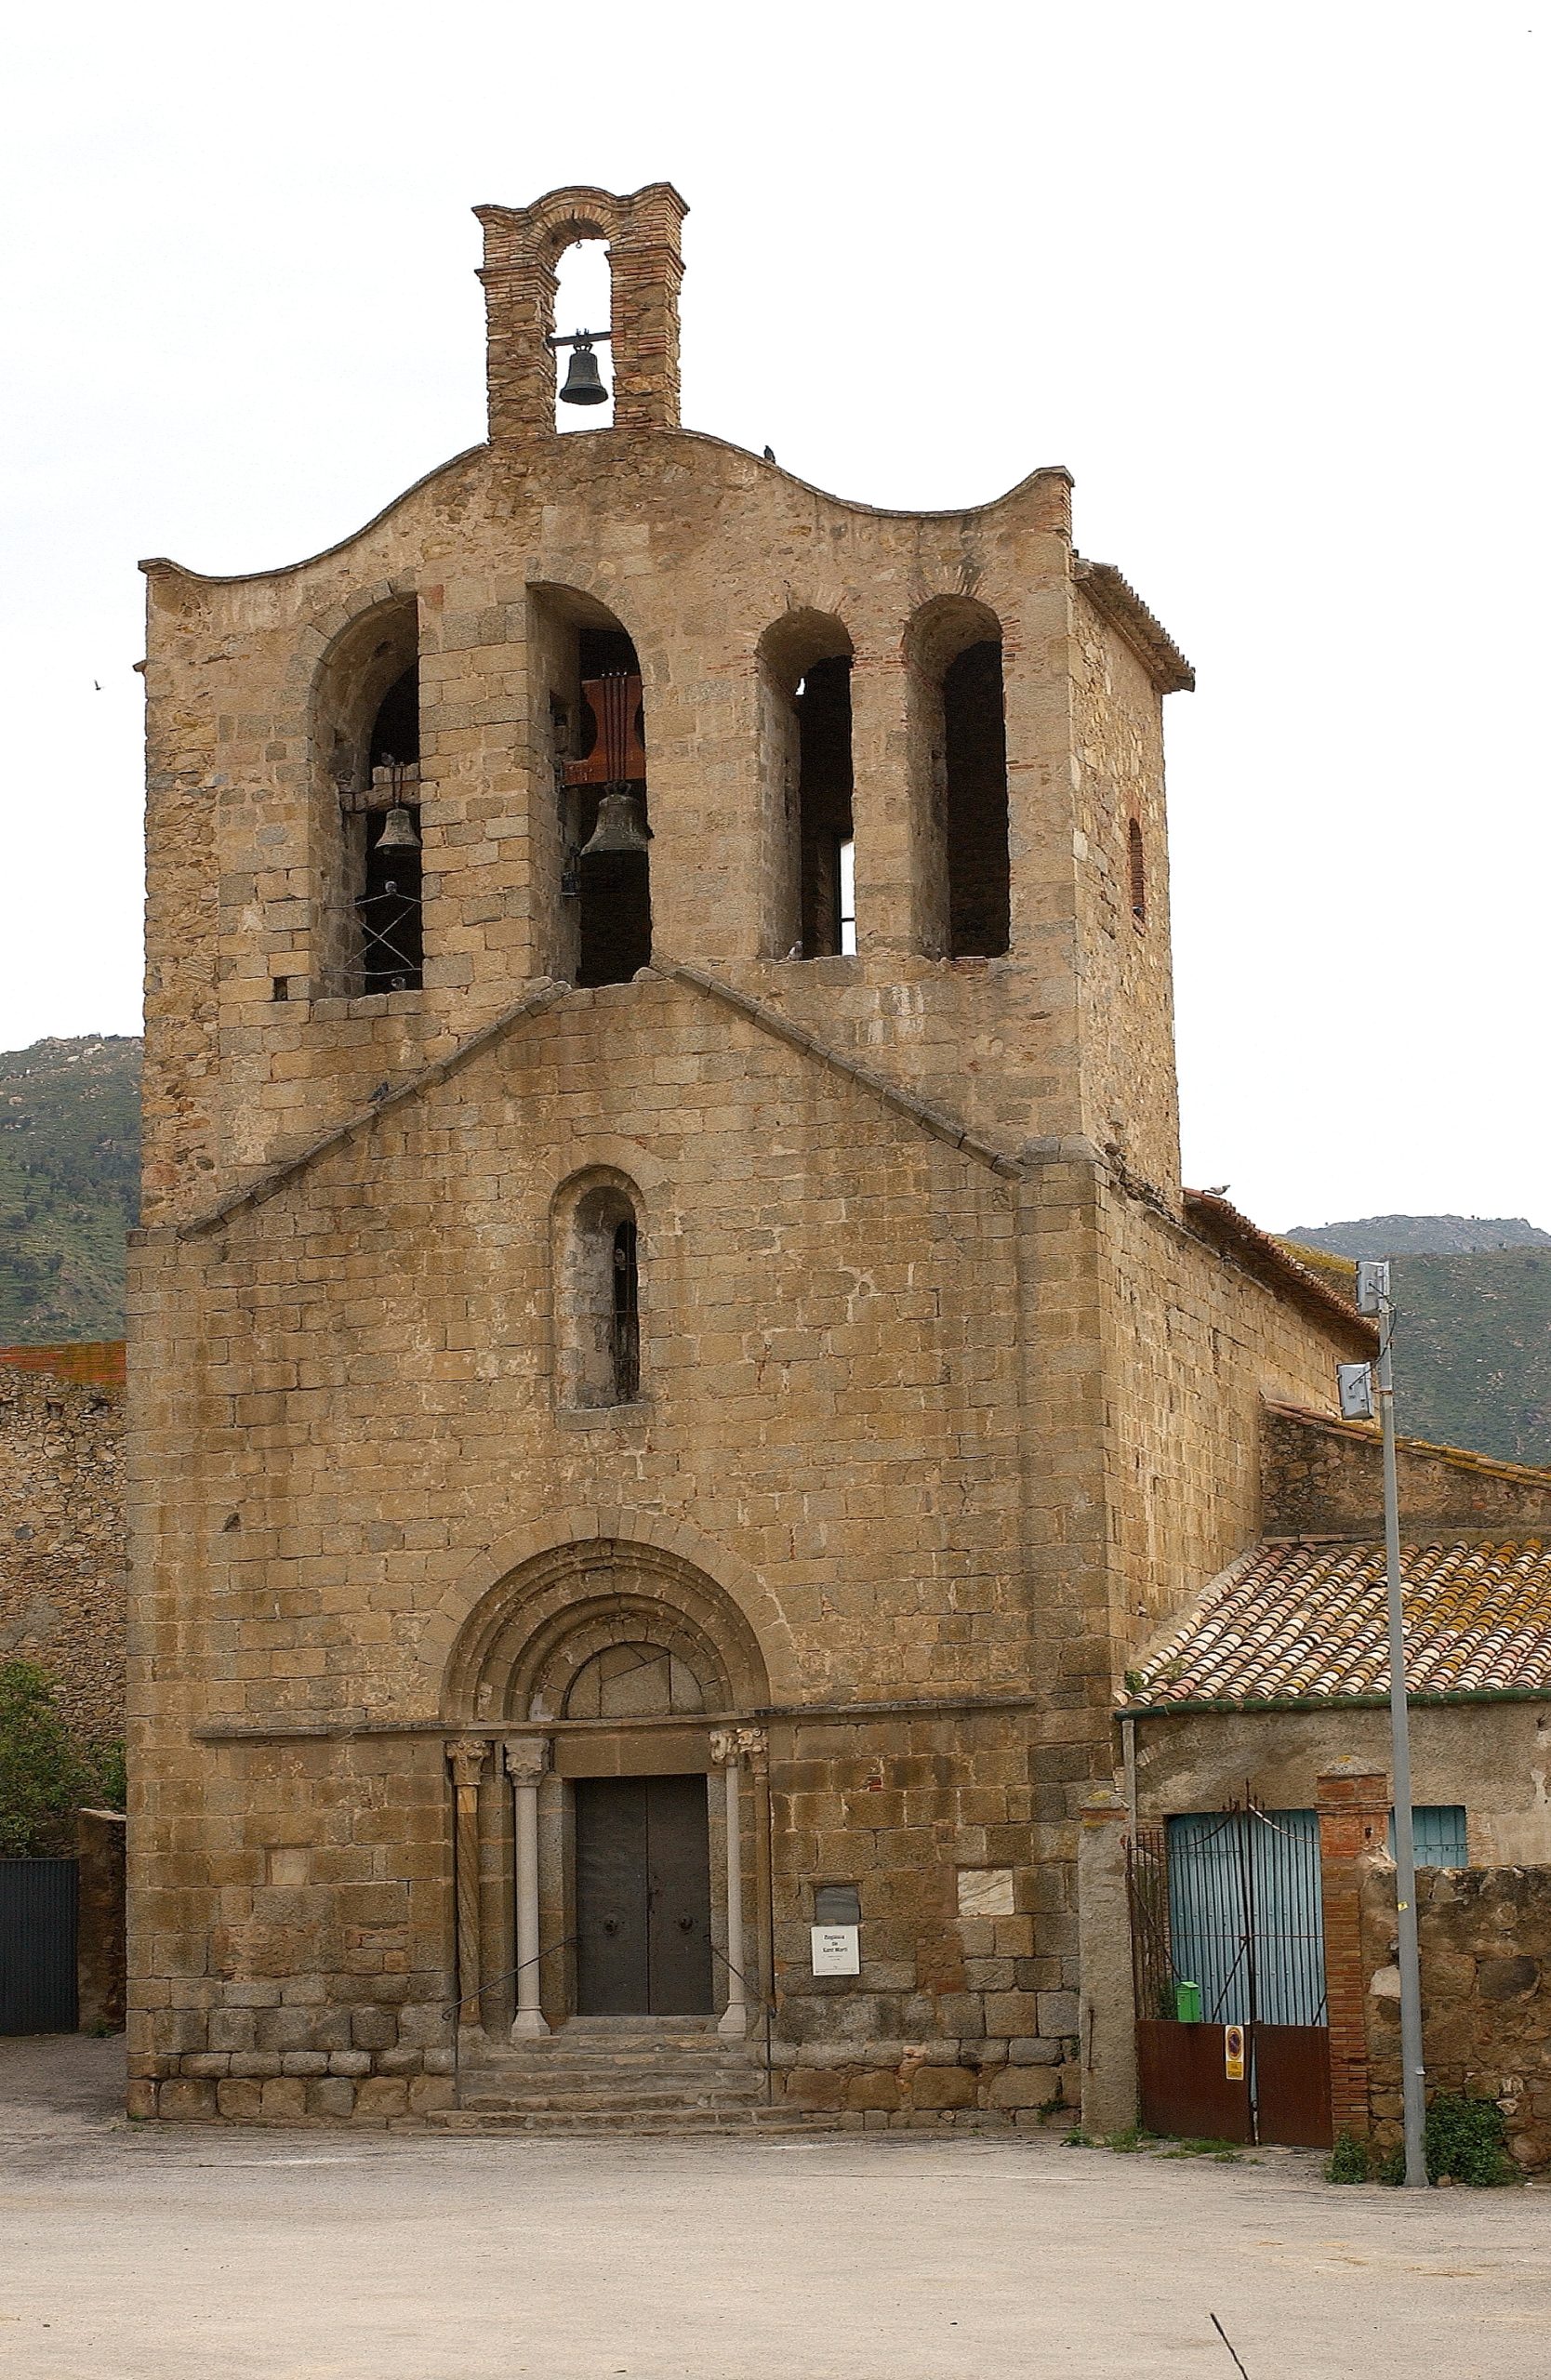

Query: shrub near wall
<box><xmin>1361</xmin><ymin>1859</ymin><xmax>1551</xmax><ymax>2173</ymax></box>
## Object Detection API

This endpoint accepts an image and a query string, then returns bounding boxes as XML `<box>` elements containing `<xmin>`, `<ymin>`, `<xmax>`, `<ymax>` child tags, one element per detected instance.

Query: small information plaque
<box><xmin>810</xmin><ymin>1924</ymin><xmax>860</xmax><ymax>1977</ymax></box>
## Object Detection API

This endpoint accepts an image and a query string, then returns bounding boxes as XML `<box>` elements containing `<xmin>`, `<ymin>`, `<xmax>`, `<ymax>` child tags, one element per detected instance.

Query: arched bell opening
<box><xmin>904</xmin><ymin>595</ymin><xmax>1010</xmax><ymax>960</ymax></box>
<box><xmin>311</xmin><ymin>597</ymin><xmax>423</xmax><ymax>997</ymax></box>
<box><xmin>360</xmin><ymin>666</ymin><xmax>423</xmax><ymax>992</ymax></box>
<box><xmin>757</xmin><ymin>609</ymin><xmax>855</xmax><ymax>960</ymax></box>
<box><xmin>550</xmin><ymin>236</ymin><xmax>616</xmax><ymax>430</ymax></box>
<box><xmin>531</xmin><ymin>587</ymin><xmax>651</xmax><ymax>987</ymax></box>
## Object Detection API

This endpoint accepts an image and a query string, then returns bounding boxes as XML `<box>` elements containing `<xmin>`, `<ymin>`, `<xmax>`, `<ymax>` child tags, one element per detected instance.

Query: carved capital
<box><xmin>445</xmin><ymin>1737</ymin><xmax>489</xmax><ymax>1793</ymax></box>
<box><xmin>709</xmin><ymin>1726</ymin><xmax>768</xmax><ymax>1772</ymax></box>
<box><xmin>504</xmin><ymin>1736</ymin><xmax>551</xmax><ymax>1786</ymax></box>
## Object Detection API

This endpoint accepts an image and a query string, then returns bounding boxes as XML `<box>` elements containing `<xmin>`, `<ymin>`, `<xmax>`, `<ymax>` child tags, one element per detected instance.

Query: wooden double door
<box><xmin>574</xmin><ymin>1774</ymin><xmax>713</xmax><ymax>2016</ymax></box>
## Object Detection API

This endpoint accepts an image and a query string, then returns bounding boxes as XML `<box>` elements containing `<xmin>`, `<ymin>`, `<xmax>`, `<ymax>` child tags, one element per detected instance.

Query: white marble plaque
<box><xmin>956</xmin><ymin>1867</ymin><xmax>1015</xmax><ymax>1918</ymax></box>
<box><xmin>810</xmin><ymin>1924</ymin><xmax>860</xmax><ymax>1976</ymax></box>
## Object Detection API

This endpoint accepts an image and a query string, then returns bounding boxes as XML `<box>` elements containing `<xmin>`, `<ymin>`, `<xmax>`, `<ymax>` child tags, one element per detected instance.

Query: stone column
<box><xmin>846</xmin><ymin>648</ymin><xmax>913</xmax><ymax>958</ymax></box>
<box><xmin>445</xmin><ymin>1738</ymin><xmax>489</xmax><ymax>2035</ymax></box>
<box><xmin>709</xmin><ymin>1729</ymin><xmax>761</xmax><ymax>2038</ymax></box>
<box><xmin>1317</xmin><ymin>1761</ymin><xmax>1390</xmax><ymax>2140</ymax></box>
<box><xmin>1077</xmin><ymin>1787</ymin><xmax>1137</xmax><ymax>2137</ymax></box>
<box><xmin>504</xmin><ymin>1736</ymin><xmax>551</xmax><ymax>2040</ymax></box>
<box><xmin>740</xmin><ymin>1727</ymin><xmax>773</xmax><ymax>2013</ymax></box>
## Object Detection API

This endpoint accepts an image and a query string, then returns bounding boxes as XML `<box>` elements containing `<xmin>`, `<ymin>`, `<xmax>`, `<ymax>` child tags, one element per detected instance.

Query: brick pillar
<box><xmin>1317</xmin><ymin>1761</ymin><xmax>1389</xmax><ymax>2139</ymax></box>
<box><xmin>476</xmin><ymin>208</ymin><xmax>561</xmax><ymax>445</ymax></box>
<box><xmin>610</xmin><ymin>185</ymin><xmax>688</xmax><ymax>432</ymax></box>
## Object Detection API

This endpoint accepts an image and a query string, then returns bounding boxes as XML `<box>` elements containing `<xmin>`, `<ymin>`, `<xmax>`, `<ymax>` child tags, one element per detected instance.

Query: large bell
<box><xmin>579</xmin><ymin>787</ymin><xmax>651</xmax><ymax>857</ymax></box>
<box><xmin>558</xmin><ymin>338</ymin><xmax>608</xmax><ymax>407</ymax></box>
<box><xmin>375</xmin><ymin>804</ymin><xmax>421</xmax><ymax>852</ymax></box>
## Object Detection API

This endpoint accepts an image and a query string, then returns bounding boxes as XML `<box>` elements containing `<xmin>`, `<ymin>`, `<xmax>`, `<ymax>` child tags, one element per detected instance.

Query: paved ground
<box><xmin>2</xmin><ymin>2038</ymin><xmax>1547</xmax><ymax>2379</ymax></box>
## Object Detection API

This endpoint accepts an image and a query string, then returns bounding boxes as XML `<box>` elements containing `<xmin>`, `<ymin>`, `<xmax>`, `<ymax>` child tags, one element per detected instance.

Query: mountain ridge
<box><xmin>1287</xmin><ymin>1213</ymin><xmax>1551</xmax><ymax>1257</ymax></box>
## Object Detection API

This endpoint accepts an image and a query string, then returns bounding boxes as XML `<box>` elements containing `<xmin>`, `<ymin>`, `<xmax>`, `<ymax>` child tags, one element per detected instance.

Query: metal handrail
<box><xmin>444</xmin><ymin>1932</ymin><xmax>578</xmax><ymax>2022</ymax></box>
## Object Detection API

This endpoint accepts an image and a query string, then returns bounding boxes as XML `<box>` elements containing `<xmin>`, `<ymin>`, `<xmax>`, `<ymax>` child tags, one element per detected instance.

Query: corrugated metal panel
<box><xmin>1166</xmin><ymin>1809</ymin><xmax>1326</xmax><ymax>2028</ymax></box>
<box><xmin>0</xmin><ymin>1859</ymin><xmax>79</xmax><ymax>2033</ymax></box>
<box><xmin>1388</xmin><ymin>1804</ymin><xmax>1469</xmax><ymax>1868</ymax></box>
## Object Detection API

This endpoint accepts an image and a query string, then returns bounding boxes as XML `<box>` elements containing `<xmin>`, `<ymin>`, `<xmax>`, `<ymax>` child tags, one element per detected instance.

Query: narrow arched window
<box><xmin>556</xmin><ymin>1174</ymin><xmax>645</xmax><ymax>1409</ymax></box>
<box><xmin>1129</xmin><ymin>818</ymin><xmax>1147</xmax><ymax>926</ymax></box>
<box><xmin>610</xmin><ymin>1216</ymin><xmax>640</xmax><ymax>1402</ymax></box>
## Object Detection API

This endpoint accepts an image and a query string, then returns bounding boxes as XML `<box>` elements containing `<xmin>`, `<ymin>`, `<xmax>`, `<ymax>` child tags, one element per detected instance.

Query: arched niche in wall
<box><xmin>311</xmin><ymin>595</ymin><xmax>422</xmax><ymax>996</ymax></box>
<box><xmin>756</xmin><ymin>609</ymin><xmax>855</xmax><ymax>959</ymax></box>
<box><xmin>530</xmin><ymin>585</ymin><xmax>651</xmax><ymax>987</ymax></box>
<box><xmin>904</xmin><ymin>595</ymin><xmax>1010</xmax><ymax>959</ymax></box>
<box><xmin>553</xmin><ymin>1166</ymin><xmax>644</xmax><ymax>1409</ymax></box>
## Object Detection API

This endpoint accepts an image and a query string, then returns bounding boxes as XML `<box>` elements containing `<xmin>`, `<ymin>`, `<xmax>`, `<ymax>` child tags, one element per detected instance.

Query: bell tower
<box><xmin>139</xmin><ymin>179</ymin><xmax>1193</xmax><ymax>1226</ymax></box>
<box><xmin>475</xmin><ymin>182</ymin><xmax>688</xmax><ymax>442</ymax></box>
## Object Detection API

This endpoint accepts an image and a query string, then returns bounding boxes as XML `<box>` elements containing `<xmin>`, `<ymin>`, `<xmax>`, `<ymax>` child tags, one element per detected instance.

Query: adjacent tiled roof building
<box><xmin>1125</xmin><ymin>1536</ymin><xmax>1551</xmax><ymax>1707</ymax></box>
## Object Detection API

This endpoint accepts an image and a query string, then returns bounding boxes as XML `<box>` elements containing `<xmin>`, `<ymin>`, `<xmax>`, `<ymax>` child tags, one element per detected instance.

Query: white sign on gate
<box><xmin>810</xmin><ymin>1924</ymin><xmax>860</xmax><ymax>1976</ymax></box>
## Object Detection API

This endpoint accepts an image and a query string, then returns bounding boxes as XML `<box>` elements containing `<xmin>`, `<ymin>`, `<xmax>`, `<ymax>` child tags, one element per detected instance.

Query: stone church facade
<box><xmin>126</xmin><ymin>182</ymin><xmax>1372</xmax><ymax>2125</ymax></box>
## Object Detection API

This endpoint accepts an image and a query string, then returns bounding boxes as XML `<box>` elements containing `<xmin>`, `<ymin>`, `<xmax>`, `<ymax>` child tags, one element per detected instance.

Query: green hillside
<box><xmin>0</xmin><ymin>1037</ymin><xmax>141</xmax><ymax>1342</ymax></box>
<box><xmin>1280</xmin><ymin>1219</ymin><xmax>1551</xmax><ymax>1472</ymax></box>
<box><xmin>1386</xmin><ymin>1249</ymin><xmax>1551</xmax><ymax>1468</ymax></box>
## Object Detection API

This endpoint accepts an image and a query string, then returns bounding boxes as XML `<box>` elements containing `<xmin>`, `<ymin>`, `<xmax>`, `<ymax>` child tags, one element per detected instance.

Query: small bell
<box><xmin>558</xmin><ymin>337</ymin><xmax>608</xmax><ymax>407</ymax></box>
<box><xmin>579</xmin><ymin>787</ymin><xmax>651</xmax><ymax>857</ymax></box>
<box><xmin>376</xmin><ymin>804</ymin><xmax>421</xmax><ymax>852</ymax></box>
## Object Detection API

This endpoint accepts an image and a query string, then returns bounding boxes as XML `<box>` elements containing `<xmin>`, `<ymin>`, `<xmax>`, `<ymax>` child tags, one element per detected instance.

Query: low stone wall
<box><xmin>0</xmin><ymin>1352</ymin><xmax>125</xmax><ymax>1743</ymax></box>
<box><xmin>1361</xmin><ymin>1858</ymin><xmax>1551</xmax><ymax>2172</ymax></box>
<box><xmin>770</xmin><ymin>2035</ymin><xmax>1080</xmax><ymax>2124</ymax></box>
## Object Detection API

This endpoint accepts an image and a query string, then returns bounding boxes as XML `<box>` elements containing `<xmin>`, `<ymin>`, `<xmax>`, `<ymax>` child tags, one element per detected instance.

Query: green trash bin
<box><xmin>1174</xmin><ymin>1979</ymin><xmax>1202</xmax><ymax>2022</ymax></box>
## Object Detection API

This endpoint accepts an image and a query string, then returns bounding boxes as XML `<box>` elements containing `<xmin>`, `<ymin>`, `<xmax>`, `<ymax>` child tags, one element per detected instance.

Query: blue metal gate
<box><xmin>0</xmin><ymin>1859</ymin><xmax>79</xmax><ymax>2033</ymax></box>
<box><xmin>1129</xmin><ymin>1803</ymin><xmax>1332</xmax><ymax>2147</ymax></box>
<box><xmin>1166</xmin><ymin>1807</ymin><xmax>1326</xmax><ymax>2028</ymax></box>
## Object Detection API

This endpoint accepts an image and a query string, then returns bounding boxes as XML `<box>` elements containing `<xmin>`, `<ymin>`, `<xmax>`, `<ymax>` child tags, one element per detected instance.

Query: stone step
<box><xmin>459</xmin><ymin>2072</ymin><xmax>763</xmax><ymax>2100</ymax></box>
<box><xmin>484</xmin><ymin>2037</ymin><xmax>751</xmax><ymax>2056</ymax></box>
<box><xmin>458</xmin><ymin>2094</ymin><xmax>765</xmax><ymax>2119</ymax></box>
<box><xmin>463</xmin><ymin>2056</ymin><xmax>761</xmax><ymax>2075</ymax></box>
<box><xmin>425</xmin><ymin>2104</ymin><xmax>833</xmax><ymax>2137</ymax></box>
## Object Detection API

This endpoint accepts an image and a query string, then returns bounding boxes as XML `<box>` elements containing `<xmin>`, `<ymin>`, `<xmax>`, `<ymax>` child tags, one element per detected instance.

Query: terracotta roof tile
<box><xmin>1125</xmin><ymin>1538</ymin><xmax>1551</xmax><ymax>1706</ymax></box>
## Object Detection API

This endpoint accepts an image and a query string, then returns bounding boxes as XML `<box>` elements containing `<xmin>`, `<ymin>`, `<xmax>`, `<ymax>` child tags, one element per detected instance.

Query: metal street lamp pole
<box><xmin>1374</xmin><ymin>1276</ymin><xmax>1428</xmax><ymax>2188</ymax></box>
<box><xmin>1341</xmin><ymin>1263</ymin><xmax>1427</xmax><ymax>2185</ymax></box>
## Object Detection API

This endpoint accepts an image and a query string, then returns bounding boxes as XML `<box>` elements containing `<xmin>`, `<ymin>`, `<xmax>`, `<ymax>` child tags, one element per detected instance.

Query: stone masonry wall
<box><xmin>0</xmin><ymin>1353</ymin><xmax>126</xmax><ymax>1743</ymax></box>
<box><xmin>1100</xmin><ymin>1189</ymin><xmax>1372</xmax><ymax>1665</ymax></box>
<box><xmin>139</xmin><ymin>434</ymin><xmax>1092</xmax><ymax>1228</ymax></box>
<box><xmin>1264</xmin><ymin>1403</ymin><xmax>1551</xmax><ymax>1540</ymax></box>
<box><xmin>1071</xmin><ymin>592</ymin><xmax>1180</xmax><ymax>1202</ymax></box>
<box><xmin>1360</xmin><ymin>1857</ymin><xmax>1551</xmax><ymax>2173</ymax></box>
<box><xmin>126</xmin><ymin>974</ymin><xmax>1052</xmax><ymax>2119</ymax></box>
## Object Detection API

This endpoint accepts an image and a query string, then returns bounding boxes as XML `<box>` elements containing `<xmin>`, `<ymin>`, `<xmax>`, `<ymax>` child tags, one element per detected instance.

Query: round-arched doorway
<box><xmin>442</xmin><ymin>1540</ymin><xmax>769</xmax><ymax>2040</ymax></box>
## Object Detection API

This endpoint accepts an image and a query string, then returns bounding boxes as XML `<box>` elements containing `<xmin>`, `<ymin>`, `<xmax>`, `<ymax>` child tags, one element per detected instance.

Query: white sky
<box><xmin>3</xmin><ymin>2</ymin><xmax>1545</xmax><ymax>1234</ymax></box>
